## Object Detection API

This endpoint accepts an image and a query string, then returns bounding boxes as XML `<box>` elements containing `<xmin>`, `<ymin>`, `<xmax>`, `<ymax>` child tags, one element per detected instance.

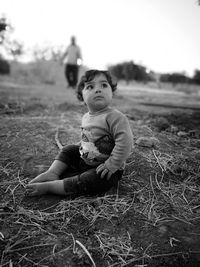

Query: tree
<box><xmin>31</xmin><ymin>45</ymin><xmax>64</xmax><ymax>62</ymax></box>
<box><xmin>160</xmin><ymin>72</ymin><xmax>191</xmax><ymax>85</ymax></box>
<box><xmin>7</xmin><ymin>39</ymin><xmax>24</xmax><ymax>61</ymax></box>
<box><xmin>0</xmin><ymin>17</ymin><xmax>7</xmax><ymax>32</ymax></box>
<box><xmin>0</xmin><ymin>15</ymin><xmax>23</xmax><ymax>61</ymax></box>
<box><xmin>193</xmin><ymin>69</ymin><xmax>200</xmax><ymax>84</ymax></box>
<box><xmin>0</xmin><ymin>16</ymin><xmax>8</xmax><ymax>44</ymax></box>
<box><xmin>108</xmin><ymin>61</ymin><xmax>152</xmax><ymax>83</ymax></box>
<box><xmin>0</xmin><ymin>16</ymin><xmax>10</xmax><ymax>74</ymax></box>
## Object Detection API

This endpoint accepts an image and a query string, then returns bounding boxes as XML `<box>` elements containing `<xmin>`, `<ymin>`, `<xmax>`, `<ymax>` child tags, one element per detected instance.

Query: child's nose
<box><xmin>95</xmin><ymin>86</ymin><xmax>101</xmax><ymax>93</ymax></box>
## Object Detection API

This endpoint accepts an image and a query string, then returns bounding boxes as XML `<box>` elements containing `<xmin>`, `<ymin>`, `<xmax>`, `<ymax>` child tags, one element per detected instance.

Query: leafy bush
<box><xmin>108</xmin><ymin>61</ymin><xmax>153</xmax><ymax>83</ymax></box>
<box><xmin>193</xmin><ymin>69</ymin><xmax>200</xmax><ymax>85</ymax></box>
<box><xmin>0</xmin><ymin>58</ymin><xmax>10</xmax><ymax>75</ymax></box>
<box><xmin>160</xmin><ymin>72</ymin><xmax>191</xmax><ymax>85</ymax></box>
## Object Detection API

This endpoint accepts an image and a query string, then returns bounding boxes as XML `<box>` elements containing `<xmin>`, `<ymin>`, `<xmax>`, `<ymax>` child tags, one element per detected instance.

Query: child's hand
<box><xmin>96</xmin><ymin>164</ymin><xmax>112</xmax><ymax>180</ymax></box>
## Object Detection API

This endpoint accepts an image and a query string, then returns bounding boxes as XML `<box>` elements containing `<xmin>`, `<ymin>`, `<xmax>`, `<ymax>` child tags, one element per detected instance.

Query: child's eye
<box><xmin>85</xmin><ymin>84</ymin><xmax>93</xmax><ymax>90</ymax></box>
<box><xmin>101</xmin><ymin>83</ymin><xmax>108</xmax><ymax>88</ymax></box>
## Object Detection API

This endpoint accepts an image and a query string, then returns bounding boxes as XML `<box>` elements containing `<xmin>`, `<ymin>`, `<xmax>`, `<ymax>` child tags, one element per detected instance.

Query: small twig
<box><xmin>181</xmin><ymin>184</ymin><xmax>188</xmax><ymax>204</ymax></box>
<box><xmin>55</xmin><ymin>128</ymin><xmax>63</xmax><ymax>150</ymax></box>
<box><xmin>6</xmin><ymin>243</ymin><xmax>55</xmax><ymax>253</ymax></box>
<box><xmin>37</xmin><ymin>244</ymin><xmax>72</xmax><ymax>265</ymax></box>
<box><xmin>149</xmin><ymin>175</ymin><xmax>156</xmax><ymax>199</ymax></box>
<box><xmin>122</xmin><ymin>250</ymin><xmax>186</xmax><ymax>267</ymax></box>
<box><xmin>188</xmin><ymin>216</ymin><xmax>200</xmax><ymax>221</ymax></box>
<box><xmin>17</xmin><ymin>170</ymin><xmax>26</xmax><ymax>188</ymax></box>
<box><xmin>121</xmin><ymin>255</ymin><xmax>148</xmax><ymax>267</ymax></box>
<box><xmin>152</xmin><ymin>150</ymin><xmax>164</xmax><ymax>173</ymax></box>
<box><xmin>172</xmin><ymin>215</ymin><xmax>193</xmax><ymax>225</ymax></box>
<box><xmin>75</xmin><ymin>239</ymin><xmax>96</xmax><ymax>267</ymax></box>
<box><xmin>0</xmin><ymin>179</ymin><xmax>27</xmax><ymax>186</ymax></box>
<box><xmin>17</xmin><ymin>253</ymin><xmax>40</xmax><ymax>266</ymax></box>
<box><xmin>154</xmin><ymin>173</ymin><xmax>162</xmax><ymax>190</ymax></box>
<box><xmin>147</xmin><ymin>196</ymin><xmax>156</xmax><ymax>221</ymax></box>
<box><xmin>71</xmin><ymin>233</ymin><xmax>76</xmax><ymax>253</ymax></box>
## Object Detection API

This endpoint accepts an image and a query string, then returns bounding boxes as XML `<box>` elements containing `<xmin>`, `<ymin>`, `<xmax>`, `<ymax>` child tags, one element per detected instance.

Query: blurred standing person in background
<box><xmin>61</xmin><ymin>36</ymin><xmax>82</xmax><ymax>88</ymax></box>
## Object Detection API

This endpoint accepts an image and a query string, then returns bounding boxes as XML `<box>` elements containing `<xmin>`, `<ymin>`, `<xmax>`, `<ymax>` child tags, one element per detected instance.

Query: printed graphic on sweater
<box><xmin>80</xmin><ymin>129</ymin><xmax>115</xmax><ymax>163</ymax></box>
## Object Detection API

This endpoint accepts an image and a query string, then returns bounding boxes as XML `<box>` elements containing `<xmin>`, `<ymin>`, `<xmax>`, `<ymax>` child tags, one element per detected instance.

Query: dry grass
<box><xmin>1</xmin><ymin>71</ymin><xmax>200</xmax><ymax>266</ymax></box>
<box><xmin>1</xmin><ymin>156</ymin><xmax>200</xmax><ymax>266</ymax></box>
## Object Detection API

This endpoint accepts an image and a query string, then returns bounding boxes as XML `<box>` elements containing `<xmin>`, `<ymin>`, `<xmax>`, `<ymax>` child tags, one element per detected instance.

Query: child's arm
<box><xmin>104</xmin><ymin>112</ymin><xmax>133</xmax><ymax>174</ymax></box>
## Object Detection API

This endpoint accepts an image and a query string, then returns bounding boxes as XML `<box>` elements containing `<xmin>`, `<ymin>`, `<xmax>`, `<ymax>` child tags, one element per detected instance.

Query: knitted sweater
<box><xmin>80</xmin><ymin>107</ymin><xmax>133</xmax><ymax>173</ymax></box>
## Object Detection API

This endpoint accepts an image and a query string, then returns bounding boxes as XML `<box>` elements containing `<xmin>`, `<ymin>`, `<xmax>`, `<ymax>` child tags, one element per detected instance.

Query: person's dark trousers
<box><xmin>65</xmin><ymin>64</ymin><xmax>78</xmax><ymax>87</ymax></box>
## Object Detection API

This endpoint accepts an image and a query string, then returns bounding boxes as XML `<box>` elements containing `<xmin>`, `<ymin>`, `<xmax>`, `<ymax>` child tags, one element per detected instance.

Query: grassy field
<box><xmin>1</xmin><ymin>64</ymin><xmax>200</xmax><ymax>267</ymax></box>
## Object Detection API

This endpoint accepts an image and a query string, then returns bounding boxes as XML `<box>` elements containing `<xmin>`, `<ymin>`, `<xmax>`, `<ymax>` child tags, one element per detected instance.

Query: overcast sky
<box><xmin>1</xmin><ymin>0</ymin><xmax>200</xmax><ymax>76</ymax></box>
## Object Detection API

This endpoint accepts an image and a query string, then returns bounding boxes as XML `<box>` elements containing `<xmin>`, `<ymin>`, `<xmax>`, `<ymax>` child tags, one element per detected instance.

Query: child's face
<box><xmin>82</xmin><ymin>74</ymin><xmax>113</xmax><ymax>113</ymax></box>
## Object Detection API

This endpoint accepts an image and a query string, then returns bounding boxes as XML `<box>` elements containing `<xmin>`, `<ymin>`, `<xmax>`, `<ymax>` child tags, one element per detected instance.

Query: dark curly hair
<box><xmin>76</xmin><ymin>69</ymin><xmax>117</xmax><ymax>101</ymax></box>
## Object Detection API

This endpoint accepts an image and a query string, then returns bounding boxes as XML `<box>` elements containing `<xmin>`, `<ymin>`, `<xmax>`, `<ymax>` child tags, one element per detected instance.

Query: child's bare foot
<box><xmin>29</xmin><ymin>171</ymin><xmax>59</xmax><ymax>184</ymax></box>
<box><xmin>26</xmin><ymin>183</ymin><xmax>48</xmax><ymax>196</ymax></box>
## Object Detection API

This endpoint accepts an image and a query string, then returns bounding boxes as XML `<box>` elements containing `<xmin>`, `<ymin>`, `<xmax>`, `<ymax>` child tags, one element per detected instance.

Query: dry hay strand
<box><xmin>132</xmin><ymin>170</ymin><xmax>200</xmax><ymax>226</ymax></box>
<box><xmin>124</xmin><ymin>147</ymin><xmax>200</xmax><ymax>226</ymax></box>
<box><xmin>55</xmin><ymin>194</ymin><xmax>134</xmax><ymax>227</ymax></box>
<box><xmin>0</xmin><ymin>206</ymin><xmax>63</xmax><ymax>266</ymax></box>
<box><xmin>55</xmin><ymin>127</ymin><xmax>64</xmax><ymax>150</ymax></box>
<box><xmin>1</xmin><ymin>147</ymin><xmax>200</xmax><ymax>266</ymax></box>
<box><xmin>75</xmin><ymin>239</ymin><xmax>96</xmax><ymax>267</ymax></box>
<box><xmin>139</xmin><ymin>149</ymin><xmax>174</xmax><ymax>175</ymax></box>
<box><xmin>95</xmin><ymin>231</ymin><xmax>138</xmax><ymax>266</ymax></box>
<box><xmin>123</xmin><ymin>150</ymin><xmax>200</xmax><ymax>225</ymax></box>
<box><xmin>0</xmin><ymin>162</ymin><xmax>28</xmax><ymax>206</ymax></box>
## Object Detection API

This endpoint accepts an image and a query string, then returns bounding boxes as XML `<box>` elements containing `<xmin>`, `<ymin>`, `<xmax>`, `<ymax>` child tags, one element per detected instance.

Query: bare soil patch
<box><xmin>0</xmin><ymin>80</ymin><xmax>200</xmax><ymax>267</ymax></box>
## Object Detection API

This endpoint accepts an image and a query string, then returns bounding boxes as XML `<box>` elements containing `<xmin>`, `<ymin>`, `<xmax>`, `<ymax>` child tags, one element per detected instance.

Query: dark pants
<box><xmin>55</xmin><ymin>145</ymin><xmax>123</xmax><ymax>197</ymax></box>
<box><xmin>65</xmin><ymin>64</ymin><xmax>78</xmax><ymax>87</ymax></box>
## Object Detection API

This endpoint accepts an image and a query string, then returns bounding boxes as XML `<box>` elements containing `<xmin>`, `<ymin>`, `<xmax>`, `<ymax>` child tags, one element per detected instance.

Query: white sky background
<box><xmin>1</xmin><ymin>0</ymin><xmax>200</xmax><ymax>76</ymax></box>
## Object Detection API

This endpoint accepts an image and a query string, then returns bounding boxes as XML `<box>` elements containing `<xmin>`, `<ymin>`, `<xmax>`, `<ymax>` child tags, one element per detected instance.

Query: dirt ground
<box><xmin>0</xmin><ymin>79</ymin><xmax>200</xmax><ymax>267</ymax></box>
